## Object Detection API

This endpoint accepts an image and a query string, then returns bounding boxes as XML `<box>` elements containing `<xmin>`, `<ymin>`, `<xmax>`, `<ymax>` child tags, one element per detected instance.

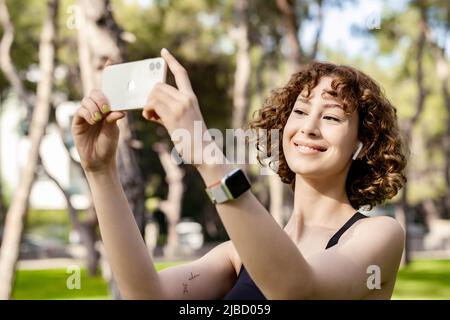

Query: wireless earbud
<box><xmin>352</xmin><ymin>141</ymin><xmax>363</xmax><ymax>160</ymax></box>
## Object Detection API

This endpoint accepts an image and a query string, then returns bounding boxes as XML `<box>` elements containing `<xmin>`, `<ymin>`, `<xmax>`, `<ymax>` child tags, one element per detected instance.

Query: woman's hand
<box><xmin>142</xmin><ymin>48</ymin><xmax>217</xmax><ymax>166</ymax></box>
<box><xmin>71</xmin><ymin>89</ymin><xmax>125</xmax><ymax>173</ymax></box>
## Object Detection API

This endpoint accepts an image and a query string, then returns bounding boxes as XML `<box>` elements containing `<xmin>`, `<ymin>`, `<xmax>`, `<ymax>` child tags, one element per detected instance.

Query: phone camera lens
<box><xmin>156</xmin><ymin>61</ymin><xmax>161</xmax><ymax>69</ymax></box>
<box><xmin>149</xmin><ymin>63</ymin><xmax>155</xmax><ymax>71</ymax></box>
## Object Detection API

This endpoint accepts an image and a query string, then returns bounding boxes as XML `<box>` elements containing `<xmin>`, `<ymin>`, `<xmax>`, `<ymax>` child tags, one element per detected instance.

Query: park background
<box><xmin>0</xmin><ymin>0</ymin><xmax>449</xmax><ymax>299</ymax></box>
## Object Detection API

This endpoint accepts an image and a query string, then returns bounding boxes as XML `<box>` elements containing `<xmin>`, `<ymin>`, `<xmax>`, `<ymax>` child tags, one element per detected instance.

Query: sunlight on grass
<box><xmin>12</xmin><ymin>261</ymin><xmax>187</xmax><ymax>300</ymax></box>
<box><xmin>13</xmin><ymin>268</ymin><xmax>109</xmax><ymax>300</ymax></box>
<box><xmin>392</xmin><ymin>259</ymin><xmax>450</xmax><ymax>300</ymax></box>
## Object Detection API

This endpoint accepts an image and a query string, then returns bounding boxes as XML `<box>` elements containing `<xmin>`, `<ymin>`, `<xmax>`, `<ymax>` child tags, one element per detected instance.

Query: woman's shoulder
<box><xmin>349</xmin><ymin>213</ymin><xmax>406</xmax><ymax>251</ymax></box>
<box><xmin>359</xmin><ymin>214</ymin><xmax>405</xmax><ymax>236</ymax></box>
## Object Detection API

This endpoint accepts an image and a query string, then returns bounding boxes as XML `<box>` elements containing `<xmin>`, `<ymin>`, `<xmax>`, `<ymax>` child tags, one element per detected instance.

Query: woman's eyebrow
<box><xmin>296</xmin><ymin>97</ymin><xmax>343</xmax><ymax>110</ymax></box>
<box><xmin>296</xmin><ymin>96</ymin><xmax>310</xmax><ymax>104</ymax></box>
<box><xmin>323</xmin><ymin>103</ymin><xmax>344</xmax><ymax>110</ymax></box>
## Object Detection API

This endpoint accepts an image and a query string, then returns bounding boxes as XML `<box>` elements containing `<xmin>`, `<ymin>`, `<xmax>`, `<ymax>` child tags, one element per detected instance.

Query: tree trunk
<box><xmin>309</xmin><ymin>0</ymin><xmax>323</xmax><ymax>60</ymax></box>
<box><xmin>77</xmin><ymin>0</ymin><xmax>146</xmax><ymax>235</ymax></box>
<box><xmin>153</xmin><ymin>143</ymin><xmax>184</xmax><ymax>259</ymax></box>
<box><xmin>398</xmin><ymin>5</ymin><xmax>428</xmax><ymax>266</ymax></box>
<box><xmin>0</xmin><ymin>0</ymin><xmax>59</xmax><ymax>300</ymax></box>
<box><xmin>427</xmin><ymin>31</ymin><xmax>450</xmax><ymax>218</ymax></box>
<box><xmin>1</xmin><ymin>0</ymin><xmax>100</xmax><ymax>278</ymax></box>
<box><xmin>231</xmin><ymin>0</ymin><xmax>251</xmax><ymax>131</ymax></box>
<box><xmin>268</xmin><ymin>54</ymin><xmax>289</xmax><ymax>226</ymax></box>
<box><xmin>52</xmin><ymin>119</ymin><xmax>100</xmax><ymax>275</ymax></box>
<box><xmin>38</xmin><ymin>154</ymin><xmax>100</xmax><ymax>275</ymax></box>
<box><xmin>276</xmin><ymin>0</ymin><xmax>303</xmax><ymax>72</ymax></box>
<box><xmin>77</xmin><ymin>0</ymin><xmax>146</xmax><ymax>298</ymax></box>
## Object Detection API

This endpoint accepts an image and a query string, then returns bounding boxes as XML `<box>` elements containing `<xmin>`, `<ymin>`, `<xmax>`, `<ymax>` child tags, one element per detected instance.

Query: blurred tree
<box><xmin>153</xmin><ymin>142</ymin><xmax>184</xmax><ymax>258</ymax></box>
<box><xmin>110</xmin><ymin>0</ymin><xmax>235</xmax><ymax>242</ymax></box>
<box><xmin>0</xmin><ymin>0</ymin><xmax>59</xmax><ymax>299</ymax></box>
<box><xmin>275</xmin><ymin>0</ymin><xmax>326</xmax><ymax>71</ymax></box>
<box><xmin>355</xmin><ymin>0</ymin><xmax>449</xmax><ymax>264</ymax></box>
<box><xmin>395</xmin><ymin>0</ymin><xmax>430</xmax><ymax>265</ymax></box>
<box><xmin>424</xmin><ymin>0</ymin><xmax>450</xmax><ymax>217</ymax></box>
<box><xmin>76</xmin><ymin>0</ymin><xmax>149</xmax><ymax>299</ymax></box>
<box><xmin>231</xmin><ymin>0</ymin><xmax>251</xmax><ymax>130</ymax></box>
<box><xmin>0</xmin><ymin>0</ymin><xmax>105</xmax><ymax>282</ymax></box>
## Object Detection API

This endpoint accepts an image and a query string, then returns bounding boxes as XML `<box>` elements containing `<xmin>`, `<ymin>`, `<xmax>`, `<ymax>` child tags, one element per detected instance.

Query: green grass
<box><xmin>392</xmin><ymin>259</ymin><xmax>450</xmax><ymax>300</ymax></box>
<box><xmin>12</xmin><ymin>259</ymin><xmax>450</xmax><ymax>299</ymax></box>
<box><xmin>12</xmin><ymin>261</ymin><xmax>187</xmax><ymax>300</ymax></box>
<box><xmin>12</xmin><ymin>268</ymin><xmax>109</xmax><ymax>300</ymax></box>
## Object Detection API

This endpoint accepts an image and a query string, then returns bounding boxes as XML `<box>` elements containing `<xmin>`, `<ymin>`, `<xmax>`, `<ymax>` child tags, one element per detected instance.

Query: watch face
<box><xmin>224</xmin><ymin>169</ymin><xmax>251</xmax><ymax>198</ymax></box>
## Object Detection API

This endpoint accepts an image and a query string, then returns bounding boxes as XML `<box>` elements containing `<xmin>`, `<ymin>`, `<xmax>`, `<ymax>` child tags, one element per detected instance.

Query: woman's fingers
<box><xmin>81</xmin><ymin>96</ymin><xmax>103</xmax><ymax>123</ymax></box>
<box><xmin>160</xmin><ymin>48</ymin><xmax>193</xmax><ymax>94</ymax></box>
<box><xmin>142</xmin><ymin>110</ymin><xmax>164</xmax><ymax>126</ymax></box>
<box><xmin>104</xmin><ymin>59</ymin><xmax>113</xmax><ymax>68</ymax></box>
<box><xmin>143</xmin><ymin>94</ymin><xmax>176</xmax><ymax>125</ymax></box>
<box><xmin>90</xmin><ymin>89</ymin><xmax>110</xmax><ymax>115</ymax></box>
<box><xmin>153</xmin><ymin>82</ymin><xmax>187</xmax><ymax>104</ymax></box>
<box><xmin>142</xmin><ymin>109</ymin><xmax>160</xmax><ymax>121</ymax></box>
<box><xmin>105</xmin><ymin>111</ymin><xmax>125</xmax><ymax>124</ymax></box>
<box><xmin>73</xmin><ymin>106</ymin><xmax>96</xmax><ymax>126</ymax></box>
<box><xmin>144</xmin><ymin>86</ymin><xmax>173</xmax><ymax>119</ymax></box>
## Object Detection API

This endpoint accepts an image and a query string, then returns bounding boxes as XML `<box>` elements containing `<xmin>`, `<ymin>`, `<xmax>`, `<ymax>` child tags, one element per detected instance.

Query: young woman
<box><xmin>71</xmin><ymin>48</ymin><xmax>407</xmax><ymax>300</ymax></box>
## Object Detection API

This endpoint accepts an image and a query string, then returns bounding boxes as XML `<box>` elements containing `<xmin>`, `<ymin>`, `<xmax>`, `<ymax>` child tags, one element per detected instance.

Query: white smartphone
<box><xmin>101</xmin><ymin>57</ymin><xmax>167</xmax><ymax>111</ymax></box>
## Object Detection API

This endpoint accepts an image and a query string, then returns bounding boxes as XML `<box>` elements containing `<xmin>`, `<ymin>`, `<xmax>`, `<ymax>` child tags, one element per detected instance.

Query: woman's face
<box><xmin>282</xmin><ymin>76</ymin><xmax>360</xmax><ymax>179</ymax></box>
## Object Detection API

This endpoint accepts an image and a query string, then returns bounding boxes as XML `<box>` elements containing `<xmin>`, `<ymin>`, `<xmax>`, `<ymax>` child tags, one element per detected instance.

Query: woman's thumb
<box><xmin>105</xmin><ymin>111</ymin><xmax>125</xmax><ymax>124</ymax></box>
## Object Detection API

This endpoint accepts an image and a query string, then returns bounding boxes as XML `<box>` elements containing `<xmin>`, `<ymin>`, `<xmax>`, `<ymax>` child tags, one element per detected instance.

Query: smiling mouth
<box><xmin>293</xmin><ymin>142</ymin><xmax>327</xmax><ymax>153</ymax></box>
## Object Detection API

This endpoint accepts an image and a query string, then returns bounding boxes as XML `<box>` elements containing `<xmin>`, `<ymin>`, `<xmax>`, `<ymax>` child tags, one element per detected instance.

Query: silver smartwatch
<box><xmin>205</xmin><ymin>168</ymin><xmax>251</xmax><ymax>204</ymax></box>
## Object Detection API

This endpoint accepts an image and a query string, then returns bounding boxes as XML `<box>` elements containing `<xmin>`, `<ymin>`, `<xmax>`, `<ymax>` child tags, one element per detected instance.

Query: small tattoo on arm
<box><xmin>182</xmin><ymin>283</ymin><xmax>188</xmax><ymax>294</ymax></box>
<box><xmin>188</xmin><ymin>272</ymin><xmax>200</xmax><ymax>281</ymax></box>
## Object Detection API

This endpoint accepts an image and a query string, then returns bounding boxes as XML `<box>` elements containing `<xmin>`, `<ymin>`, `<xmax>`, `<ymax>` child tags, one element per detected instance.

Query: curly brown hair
<box><xmin>247</xmin><ymin>61</ymin><xmax>408</xmax><ymax>210</ymax></box>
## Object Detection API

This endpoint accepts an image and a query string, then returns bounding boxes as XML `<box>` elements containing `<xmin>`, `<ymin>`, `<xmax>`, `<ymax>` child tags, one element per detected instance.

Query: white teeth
<box><xmin>299</xmin><ymin>145</ymin><xmax>318</xmax><ymax>151</ymax></box>
<box><xmin>294</xmin><ymin>143</ymin><xmax>321</xmax><ymax>152</ymax></box>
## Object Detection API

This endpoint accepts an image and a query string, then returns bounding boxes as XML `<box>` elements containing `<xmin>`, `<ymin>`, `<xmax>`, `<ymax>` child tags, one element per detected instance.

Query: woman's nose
<box><xmin>300</xmin><ymin>114</ymin><xmax>321</xmax><ymax>137</ymax></box>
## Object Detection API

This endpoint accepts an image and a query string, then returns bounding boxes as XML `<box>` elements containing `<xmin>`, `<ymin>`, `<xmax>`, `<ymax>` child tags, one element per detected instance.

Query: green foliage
<box><xmin>25</xmin><ymin>209</ymin><xmax>72</xmax><ymax>243</ymax></box>
<box><xmin>1</xmin><ymin>0</ymin><xmax>448</xmax><ymax>239</ymax></box>
<box><xmin>0</xmin><ymin>0</ymin><xmax>46</xmax><ymax>93</ymax></box>
<box><xmin>329</xmin><ymin>0</ymin><xmax>450</xmax><ymax>206</ymax></box>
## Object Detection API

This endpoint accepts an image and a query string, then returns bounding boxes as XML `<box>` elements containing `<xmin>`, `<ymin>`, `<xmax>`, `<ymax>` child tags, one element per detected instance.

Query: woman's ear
<box><xmin>352</xmin><ymin>141</ymin><xmax>364</xmax><ymax>160</ymax></box>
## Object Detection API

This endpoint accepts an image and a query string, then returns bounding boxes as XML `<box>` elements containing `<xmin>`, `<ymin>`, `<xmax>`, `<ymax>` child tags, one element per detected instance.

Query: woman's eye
<box><xmin>294</xmin><ymin>109</ymin><xmax>306</xmax><ymax>115</ymax></box>
<box><xmin>293</xmin><ymin>110</ymin><xmax>341</xmax><ymax>122</ymax></box>
<box><xmin>324</xmin><ymin>116</ymin><xmax>340</xmax><ymax>122</ymax></box>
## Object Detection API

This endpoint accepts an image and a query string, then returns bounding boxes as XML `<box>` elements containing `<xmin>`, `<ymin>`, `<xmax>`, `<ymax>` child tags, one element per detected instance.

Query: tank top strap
<box><xmin>325</xmin><ymin>211</ymin><xmax>368</xmax><ymax>249</ymax></box>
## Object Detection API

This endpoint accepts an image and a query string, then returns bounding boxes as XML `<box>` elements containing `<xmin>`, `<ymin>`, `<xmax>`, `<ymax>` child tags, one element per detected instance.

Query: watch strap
<box><xmin>205</xmin><ymin>168</ymin><xmax>249</xmax><ymax>204</ymax></box>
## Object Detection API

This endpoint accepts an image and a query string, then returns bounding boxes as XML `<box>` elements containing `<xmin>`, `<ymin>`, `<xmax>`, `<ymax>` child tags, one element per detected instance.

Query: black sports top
<box><xmin>223</xmin><ymin>211</ymin><xmax>368</xmax><ymax>300</ymax></box>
